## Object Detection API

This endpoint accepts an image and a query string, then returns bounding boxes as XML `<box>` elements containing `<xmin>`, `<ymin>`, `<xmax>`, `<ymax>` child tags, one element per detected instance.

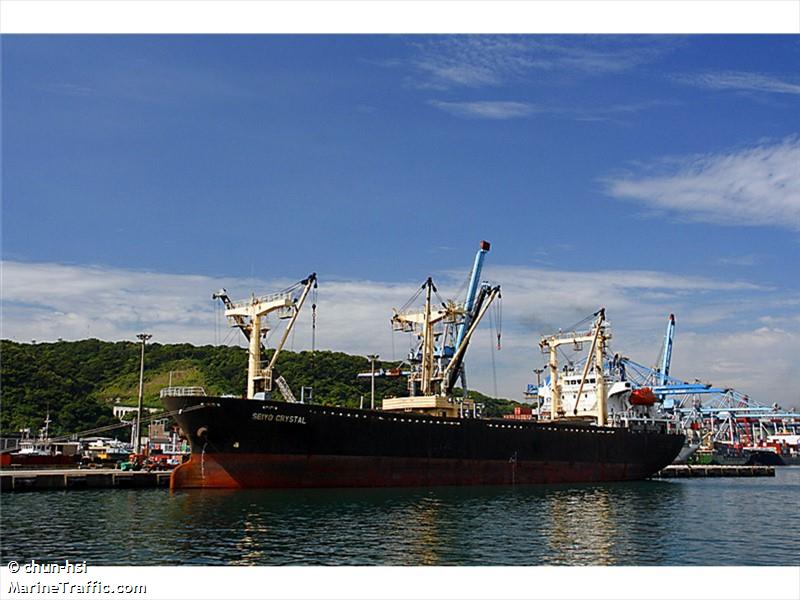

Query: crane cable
<box><xmin>397</xmin><ymin>282</ymin><xmax>424</xmax><ymax>313</ymax></box>
<box><xmin>494</xmin><ymin>293</ymin><xmax>502</xmax><ymax>350</ymax></box>
<box><xmin>488</xmin><ymin>308</ymin><xmax>499</xmax><ymax>399</ymax></box>
<box><xmin>311</xmin><ymin>278</ymin><xmax>318</xmax><ymax>354</ymax></box>
<box><xmin>311</xmin><ymin>278</ymin><xmax>318</xmax><ymax>394</ymax></box>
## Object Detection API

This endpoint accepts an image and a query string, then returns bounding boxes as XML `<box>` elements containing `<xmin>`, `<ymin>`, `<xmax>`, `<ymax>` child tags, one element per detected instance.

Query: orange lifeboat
<box><xmin>630</xmin><ymin>387</ymin><xmax>657</xmax><ymax>406</ymax></box>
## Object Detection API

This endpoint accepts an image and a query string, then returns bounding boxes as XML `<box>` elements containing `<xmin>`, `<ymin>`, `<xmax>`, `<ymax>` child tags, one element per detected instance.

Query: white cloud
<box><xmin>673</xmin><ymin>328</ymin><xmax>800</xmax><ymax>411</ymax></box>
<box><xmin>715</xmin><ymin>254</ymin><xmax>759</xmax><ymax>267</ymax></box>
<box><xmin>604</xmin><ymin>137</ymin><xmax>800</xmax><ymax>231</ymax></box>
<box><xmin>430</xmin><ymin>99</ymin><xmax>673</xmax><ymax>121</ymax></box>
<box><xmin>408</xmin><ymin>37</ymin><xmax>676</xmax><ymax>89</ymax></box>
<box><xmin>3</xmin><ymin>260</ymin><xmax>798</xmax><ymax>410</ymax></box>
<box><xmin>429</xmin><ymin>100</ymin><xmax>537</xmax><ymax>120</ymax></box>
<box><xmin>677</xmin><ymin>71</ymin><xmax>800</xmax><ymax>96</ymax></box>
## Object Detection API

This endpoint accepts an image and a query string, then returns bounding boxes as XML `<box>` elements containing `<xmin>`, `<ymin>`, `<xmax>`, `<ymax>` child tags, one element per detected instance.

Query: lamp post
<box><xmin>366</xmin><ymin>354</ymin><xmax>379</xmax><ymax>410</ymax></box>
<box><xmin>134</xmin><ymin>333</ymin><xmax>152</xmax><ymax>454</ymax></box>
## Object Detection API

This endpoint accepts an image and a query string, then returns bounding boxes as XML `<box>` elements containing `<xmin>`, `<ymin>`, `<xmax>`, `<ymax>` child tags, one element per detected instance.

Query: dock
<box><xmin>0</xmin><ymin>468</ymin><xmax>172</xmax><ymax>492</ymax></box>
<box><xmin>653</xmin><ymin>465</ymin><xmax>775</xmax><ymax>478</ymax></box>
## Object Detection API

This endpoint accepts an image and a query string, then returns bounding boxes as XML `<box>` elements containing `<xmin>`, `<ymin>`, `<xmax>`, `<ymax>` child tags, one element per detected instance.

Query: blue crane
<box><xmin>448</xmin><ymin>240</ymin><xmax>491</xmax><ymax>395</ymax></box>
<box><xmin>658</xmin><ymin>313</ymin><xmax>676</xmax><ymax>387</ymax></box>
<box><xmin>455</xmin><ymin>240</ymin><xmax>491</xmax><ymax>350</ymax></box>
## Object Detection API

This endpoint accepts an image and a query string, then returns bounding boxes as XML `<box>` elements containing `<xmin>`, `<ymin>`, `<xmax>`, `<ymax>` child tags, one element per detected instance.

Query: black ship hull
<box><xmin>164</xmin><ymin>396</ymin><xmax>684</xmax><ymax>489</ymax></box>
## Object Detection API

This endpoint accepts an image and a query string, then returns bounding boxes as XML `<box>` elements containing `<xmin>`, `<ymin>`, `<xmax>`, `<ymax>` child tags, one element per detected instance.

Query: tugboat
<box><xmin>164</xmin><ymin>242</ymin><xmax>684</xmax><ymax>489</ymax></box>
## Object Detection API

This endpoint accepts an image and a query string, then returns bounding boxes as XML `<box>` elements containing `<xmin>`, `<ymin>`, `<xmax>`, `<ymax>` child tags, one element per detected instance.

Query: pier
<box><xmin>653</xmin><ymin>465</ymin><xmax>775</xmax><ymax>478</ymax></box>
<box><xmin>0</xmin><ymin>468</ymin><xmax>171</xmax><ymax>492</ymax></box>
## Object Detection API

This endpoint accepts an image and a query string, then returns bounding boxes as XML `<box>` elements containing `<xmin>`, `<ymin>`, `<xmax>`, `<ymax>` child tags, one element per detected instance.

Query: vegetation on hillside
<box><xmin>0</xmin><ymin>339</ymin><xmax>521</xmax><ymax>437</ymax></box>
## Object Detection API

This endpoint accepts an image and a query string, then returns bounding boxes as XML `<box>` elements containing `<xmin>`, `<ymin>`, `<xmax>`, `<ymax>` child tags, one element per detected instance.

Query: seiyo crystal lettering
<box><xmin>251</xmin><ymin>412</ymin><xmax>306</xmax><ymax>424</ymax></box>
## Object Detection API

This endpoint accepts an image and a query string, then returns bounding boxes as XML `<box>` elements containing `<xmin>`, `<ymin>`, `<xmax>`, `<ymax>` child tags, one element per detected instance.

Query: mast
<box><xmin>594</xmin><ymin>309</ymin><xmax>607</xmax><ymax>426</ymax></box>
<box><xmin>421</xmin><ymin>277</ymin><xmax>434</xmax><ymax>396</ymax></box>
<box><xmin>549</xmin><ymin>342</ymin><xmax>562</xmax><ymax>418</ymax></box>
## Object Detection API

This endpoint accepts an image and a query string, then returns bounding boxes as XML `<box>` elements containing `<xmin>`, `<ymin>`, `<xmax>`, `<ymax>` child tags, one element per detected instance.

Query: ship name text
<box><xmin>251</xmin><ymin>412</ymin><xmax>306</xmax><ymax>425</ymax></box>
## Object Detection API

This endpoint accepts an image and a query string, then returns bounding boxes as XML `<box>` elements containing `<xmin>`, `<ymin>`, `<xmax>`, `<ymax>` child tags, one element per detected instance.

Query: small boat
<box><xmin>0</xmin><ymin>413</ymin><xmax>80</xmax><ymax>467</ymax></box>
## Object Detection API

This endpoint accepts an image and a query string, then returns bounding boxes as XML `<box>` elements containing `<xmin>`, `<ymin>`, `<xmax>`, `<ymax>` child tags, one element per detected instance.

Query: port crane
<box><xmin>215</xmin><ymin>273</ymin><xmax>317</xmax><ymax>400</ymax></box>
<box><xmin>613</xmin><ymin>314</ymin><xmax>800</xmax><ymax>449</ymax></box>
<box><xmin>657</xmin><ymin>313</ymin><xmax>675</xmax><ymax>389</ymax></box>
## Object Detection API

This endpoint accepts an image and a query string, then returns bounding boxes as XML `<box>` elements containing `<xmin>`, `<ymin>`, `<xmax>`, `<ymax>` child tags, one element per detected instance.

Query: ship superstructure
<box><xmin>534</xmin><ymin>310</ymin><xmax>648</xmax><ymax>426</ymax></box>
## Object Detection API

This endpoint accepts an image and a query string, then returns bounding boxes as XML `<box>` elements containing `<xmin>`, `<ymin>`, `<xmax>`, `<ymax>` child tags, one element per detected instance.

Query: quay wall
<box><xmin>0</xmin><ymin>469</ymin><xmax>171</xmax><ymax>492</ymax></box>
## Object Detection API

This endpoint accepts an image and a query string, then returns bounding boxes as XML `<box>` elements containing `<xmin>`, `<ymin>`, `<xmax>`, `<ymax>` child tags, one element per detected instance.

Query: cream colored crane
<box><xmin>218</xmin><ymin>273</ymin><xmax>317</xmax><ymax>399</ymax></box>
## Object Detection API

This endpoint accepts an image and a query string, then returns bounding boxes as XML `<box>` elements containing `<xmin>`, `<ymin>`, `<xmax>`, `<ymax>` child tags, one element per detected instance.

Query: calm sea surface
<box><xmin>2</xmin><ymin>467</ymin><xmax>798</xmax><ymax>566</ymax></box>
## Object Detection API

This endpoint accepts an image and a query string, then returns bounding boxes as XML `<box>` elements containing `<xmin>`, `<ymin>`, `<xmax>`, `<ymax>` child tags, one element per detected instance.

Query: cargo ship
<box><xmin>165</xmin><ymin>242</ymin><xmax>684</xmax><ymax>489</ymax></box>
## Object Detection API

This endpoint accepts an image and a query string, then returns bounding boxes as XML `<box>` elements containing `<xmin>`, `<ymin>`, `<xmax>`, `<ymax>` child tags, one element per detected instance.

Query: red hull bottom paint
<box><xmin>170</xmin><ymin>452</ymin><xmax>649</xmax><ymax>489</ymax></box>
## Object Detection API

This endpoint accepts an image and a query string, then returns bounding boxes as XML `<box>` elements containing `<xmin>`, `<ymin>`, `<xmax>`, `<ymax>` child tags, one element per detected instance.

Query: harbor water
<box><xmin>2</xmin><ymin>467</ymin><xmax>798</xmax><ymax>566</ymax></box>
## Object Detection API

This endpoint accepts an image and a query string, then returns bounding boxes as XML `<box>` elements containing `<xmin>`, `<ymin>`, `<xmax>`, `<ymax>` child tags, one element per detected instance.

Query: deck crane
<box><xmin>216</xmin><ymin>273</ymin><xmax>317</xmax><ymax>400</ymax></box>
<box><xmin>391</xmin><ymin>277</ymin><xmax>465</xmax><ymax>397</ymax></box>
<box><xmin>539</xmin><ymin>308</ymin><xmax>610</xmax><ymax>425</ymax></box>
<box><xmin>385</xmin><ymin>242</ymin><xmax>501</xmax><ymax>418</ymax></box>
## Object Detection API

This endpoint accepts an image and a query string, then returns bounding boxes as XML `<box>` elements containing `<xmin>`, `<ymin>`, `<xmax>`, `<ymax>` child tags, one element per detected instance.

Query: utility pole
<box><xmin>134</xmin><ymin>333</ymin><xmax>152</xmax><ymax>454</ymax></box>
<box><xmin>367</xmin><ymin>354</ymin><xmax>379</xmax><ymax>409</ymax></box>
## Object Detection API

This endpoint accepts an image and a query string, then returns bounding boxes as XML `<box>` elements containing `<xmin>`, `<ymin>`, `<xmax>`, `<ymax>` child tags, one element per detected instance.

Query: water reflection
<box><xmin>543</xmin><ymin>487</ymin><xmax>616</xmax><ymax>565</ymax></box>
<box><xmin>2</xmin><ymin>470</ymin><xmax>798</xmax><ymax>566</ymax></box>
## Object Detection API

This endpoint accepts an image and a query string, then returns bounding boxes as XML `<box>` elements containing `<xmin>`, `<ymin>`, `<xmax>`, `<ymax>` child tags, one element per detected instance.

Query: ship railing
<box><xmin>615</xmin><ymin>413</ymin><xmax>680</xmax><ymax>433</ymax></box>
<box><xmin>160</xmin><ymin>386</ymin><xmax>207</xmax><ymax>398</ymax></box>
<box><xmin>231</xmin><ymin>290</ymin><xmax>295</xmax><ymax>308</ymax></box>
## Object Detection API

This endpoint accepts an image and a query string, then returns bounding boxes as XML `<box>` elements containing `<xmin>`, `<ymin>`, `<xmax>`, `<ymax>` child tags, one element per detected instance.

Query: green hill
<box><xmin>0</xmin><ymin>339</ymin><xmax>520</xmax><ymax>437</ymax></box>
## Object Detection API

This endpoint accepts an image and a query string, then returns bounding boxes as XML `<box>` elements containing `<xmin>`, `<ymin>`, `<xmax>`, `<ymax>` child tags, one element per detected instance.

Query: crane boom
<box><xmin>442</xmin><ymin>284</ymin><xmax>501</xmax><ymax>395</ymax></box>
<box><xmin>659</xmin><ymin>314</ymin><xmax>675</xmax><ymax>386</ymax></box>
<box><xmin>266</xmin><ymin>273</ymin><xmax>317</xmax><ymax>373</ymax></box>
<box><xmin>454</xmin><ymin>240</ymin><xmax>490</xmax><ymax>350</ymax></box>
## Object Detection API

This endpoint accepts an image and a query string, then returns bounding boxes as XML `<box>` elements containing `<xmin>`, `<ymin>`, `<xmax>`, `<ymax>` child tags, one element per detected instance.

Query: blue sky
<box><xmin>2</xmin><ymin>35</ymin><xmax>799</xmax><ymax>407</ymax></box>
